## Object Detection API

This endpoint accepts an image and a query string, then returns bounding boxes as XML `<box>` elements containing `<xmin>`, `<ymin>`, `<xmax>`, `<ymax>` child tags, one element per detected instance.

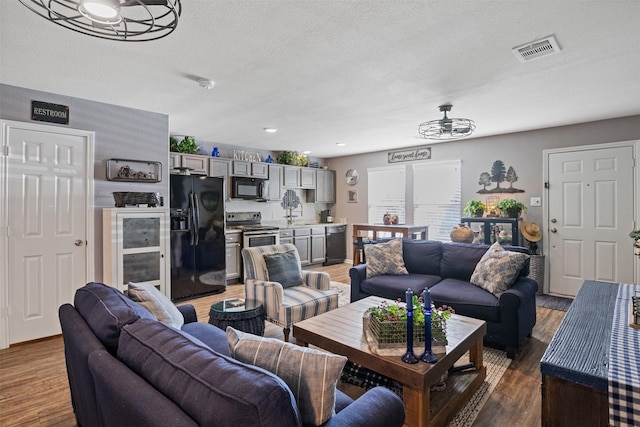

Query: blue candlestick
<box><xmin>420</xmin><ymin>288</ymin><xmax>438</xmax><ymax>364</ymax></box>
<box><xmin>401</xmin><ymin>289</ymin><xmax>418</xmax><ymax>364</ymax></box>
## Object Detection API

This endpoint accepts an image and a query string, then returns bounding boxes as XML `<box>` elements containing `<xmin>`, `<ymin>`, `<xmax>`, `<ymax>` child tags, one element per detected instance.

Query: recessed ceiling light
<box><xmin>197</xmin><ymin>79</ymin><xmax>215</xmax><ymax>90</ymax></box>
<box><xmin>263</xmin><ymin>128</ymin><xmax>278</xmax><ymax>133</ymax></box>
<box><xmin>302</xmin><ymin>150</ymin><xmax>311</xmax><ymax>154</ymax></box>
<box><xmin>336</xmin><ymin>142</ymin><xmax>346</xmax><ymax>147</ymax></box>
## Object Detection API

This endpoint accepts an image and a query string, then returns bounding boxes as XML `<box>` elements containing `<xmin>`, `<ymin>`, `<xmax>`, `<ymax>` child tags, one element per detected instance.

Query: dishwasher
<box><xmin>324</xmin><ymin>224</ymin><xmax>346</xmax><ymax>265</ymax></box>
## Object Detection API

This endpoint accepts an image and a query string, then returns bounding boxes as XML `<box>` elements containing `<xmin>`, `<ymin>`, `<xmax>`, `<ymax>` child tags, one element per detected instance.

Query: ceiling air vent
<box><xmin>512</xmin><ymin>35</ymin><xmax>561</xmax><ymax>63</ymax></box>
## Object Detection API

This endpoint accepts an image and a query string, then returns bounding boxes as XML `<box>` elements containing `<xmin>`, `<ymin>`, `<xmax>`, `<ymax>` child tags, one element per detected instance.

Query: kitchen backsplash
<box><xmin>226</xmin><ymin>188</ymin><xmax>330</xmax><ymax>224</ymax></box>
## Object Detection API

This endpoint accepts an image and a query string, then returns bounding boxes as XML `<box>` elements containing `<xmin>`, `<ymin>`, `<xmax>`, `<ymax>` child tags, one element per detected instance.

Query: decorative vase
<box><xmin>450</xmin><ymin>225</ymin><xmax>474</xmax><ymax>243</ymax></box>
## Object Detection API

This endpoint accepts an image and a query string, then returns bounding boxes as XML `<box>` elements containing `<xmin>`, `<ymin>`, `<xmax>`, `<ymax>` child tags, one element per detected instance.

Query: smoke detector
<box><xmin>512</xmin><ymin>35</ymin><xmax>561</xmax><ymax>63</ymax></box>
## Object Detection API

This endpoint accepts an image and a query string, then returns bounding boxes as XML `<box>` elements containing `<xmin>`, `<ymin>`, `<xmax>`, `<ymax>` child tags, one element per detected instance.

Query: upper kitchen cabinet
<box><xmin>170</xmin><ymin>153</ymin><xmax>209</xmax><ymax>175</ymax></box>
<box><xmin>209</xmin><ymin>158</ymin><xmax>232</xmax><ymax>199</ymax></box>
<box><xmin>283</xmin><ymin>165</ymin><xmax>316</xmax><ymax>189</ymax></box>
<box><xmin>267</xmin><ymin>164</ymin><xmax>283</xmax><ymax>201</ymax></box>
<box><xmin>232</xmin><ymin>160</ymin><xmax>269</xmax><ymax>178</ymax></box>
<box><xmin>308</xmin><ymin>169</ymin><xmax>335</xmax><ymax>203</ymax></box>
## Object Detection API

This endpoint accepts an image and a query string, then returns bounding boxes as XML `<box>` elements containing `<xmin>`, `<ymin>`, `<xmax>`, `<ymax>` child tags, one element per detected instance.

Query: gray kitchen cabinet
<box><xmin>293</xmin><ymin>227</ymin><xmax>311</xmax><ymax>265</ymax></box>
<box><xmin>232</xmin><ymin>160</ymin><xmax>269</xmax><ymax>178</ymax></box>
<box><xmin>300</xmin><ymin>168</ymin><xmax>316</xmax><ymax>189</ymax></box>
<box><xmin>180</xmin><ymin>154</ymin><xmax>209</xmax><ymax>175</ymax></box>
<box><xmin>209</xmin><ymin>158</ymin><xmax>232</xmax><ymax>199</ymax></box>
<box><xmin>169</xmin><ymin>153</ymin><xmax>181</xmax><ymax>170</ymax></box>
<box><xmin>268</xmin><ymin>164</ymin><xmax>283</xmax><ymax>201</ymax></box>
<box><xmin>309</xmin><ymin>169</ymin><xmax>335</xmax><ymax>203</ymax></box>
<box><xmin>311</xmin><ymin>226</ymin><xmax>326</xmax><ymax>264</ymax></box>
<box><xmin>280</xmin><ymin>228</ymin><xmax>294</xmax><ymax>245</ymax></box>
<box><xmin>225</xmin><ymin>232</ymin><xmax>241</xmax><ymax>281</ymax></box>
<box><xmin>283</xmin><ymin>166</ymin><xmax>300</xmax><ymax>187</ymax></box>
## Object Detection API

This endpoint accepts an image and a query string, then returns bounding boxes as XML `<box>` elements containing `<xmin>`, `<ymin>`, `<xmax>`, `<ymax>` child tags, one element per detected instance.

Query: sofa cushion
<box><xmin>264</xmin><ymin>250</ymin><xmax>303</xmax><ymax>288</ymax></box>
<box><xmin>180</xmin><ymin>322</ymin><xmax>231</xmax><ymax>356</ymax></box>
<box><xmin>470</xmin><ymin>242</ymin><xmax>530</xmax><ymax>297</ymax></box>
<box><xmin>360</xmin><ymin>274</ymin><xmax>442</xmax><ymax>301</ymax></box>
<box><xmin>74</xmin><ymin>282</ymin><xmax>155</xmax><ymax>352</ymax></box>
<box><xmin>127</xmin><ymin>282</ymin><xmax>184</xmax><ymax>329</ymax></box>
<box><xmin>365</xmin><ymin>239</ymin><xmax>409</xmax><ymax>278</ymax></box>
<box><xmin>227</xmin><ymin>327</ymin><xmax>347</xmax><ymax>426</ymax></box>
<box><xmin>440</xmin><ymin>242</ymin><xmax>491</xmax><ymax>281</ymax></box>
<box><xmin>402</xmin><ymin>239</ymin><xmax>442</xmax><ymax>276</ymax></box>
<box><xmin>118</xmin><ymin>319</ymin><xmax>301</xmax><ymax>427</ymax></box>
<box><xmin>429</xmin><ymin>278</ymin><xmax>501</xmax><ymax>323</ymax></box>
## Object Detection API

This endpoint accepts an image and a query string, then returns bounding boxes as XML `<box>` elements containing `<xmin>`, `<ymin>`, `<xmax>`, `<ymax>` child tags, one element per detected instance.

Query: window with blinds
<box><xmin>413</xmin><ymin>160</ymin><xmax>461</xmax><ymax>242</ymax></box>
<box><xmin>367</xmin><ymin>165</ymin><xmax>406</xmax><ymax>227</ymax></box>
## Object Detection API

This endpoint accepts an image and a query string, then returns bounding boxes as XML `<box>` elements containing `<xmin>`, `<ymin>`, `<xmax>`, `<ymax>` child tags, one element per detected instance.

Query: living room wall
<box><xmin>327</xmin><ymin>115</ymin><xmax>640</xmax><ymax>259</ymax></box>
<box><xmin>0</xmin><ymin>83</ymin><xmax>169</xmax><ymax>280</ymax></box>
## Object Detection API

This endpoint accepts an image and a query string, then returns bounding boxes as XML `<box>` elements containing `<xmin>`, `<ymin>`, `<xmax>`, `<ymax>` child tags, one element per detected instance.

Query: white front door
<box><xmin>546</xmin><ymin>144</ymin><xmax>635</xmax><ymax>297</ymax></box>
<box><xmin>1</xmin><ymin>121</ymin><xmax>93</xmax><ymax>346</ymax></box>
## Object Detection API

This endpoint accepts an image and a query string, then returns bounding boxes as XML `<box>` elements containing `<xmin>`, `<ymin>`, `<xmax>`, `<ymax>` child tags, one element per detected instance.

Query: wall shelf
<box><xmin>107</xmin><ymin>158</ymin><xmax>162</xmax><ymax>183</ymax></box>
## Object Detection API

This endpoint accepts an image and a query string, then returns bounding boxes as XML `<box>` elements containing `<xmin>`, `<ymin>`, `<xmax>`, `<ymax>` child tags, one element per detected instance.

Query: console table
<box><xmin>540</xmin><ymin>280</ymin><xmax>640</xmax><ymax>426</ymax></box>
<box><xmin>351</xmin><ymin>224</ymin><xmax>428</xmax><ymax>265</ymax></box>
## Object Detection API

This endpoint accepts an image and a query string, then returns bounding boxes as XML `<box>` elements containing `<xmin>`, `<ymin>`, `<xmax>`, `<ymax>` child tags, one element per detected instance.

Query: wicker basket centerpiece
<box><xmin>363</xmin><ymin>297</ymin><xmax>452</xmax><ymax>351</ymax></box>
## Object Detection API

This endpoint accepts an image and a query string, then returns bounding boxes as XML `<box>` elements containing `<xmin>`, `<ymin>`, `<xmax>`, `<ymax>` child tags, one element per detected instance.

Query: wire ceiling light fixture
<box><xmin>418</xmin><ymin>104</ymin><xmax>476</xmax><ymax>140</ymax></box>
<box><xmin>19</xmin><ymin>0</ymin><xmax>182</xmax><ymax>42</ymax></box>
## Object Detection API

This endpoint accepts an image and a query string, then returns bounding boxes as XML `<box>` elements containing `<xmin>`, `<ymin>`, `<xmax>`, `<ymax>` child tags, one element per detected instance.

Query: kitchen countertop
<box><xmin>225</xmin><ymin>223</ymin><xmax>346</xmax><ymax>233</ymax></box>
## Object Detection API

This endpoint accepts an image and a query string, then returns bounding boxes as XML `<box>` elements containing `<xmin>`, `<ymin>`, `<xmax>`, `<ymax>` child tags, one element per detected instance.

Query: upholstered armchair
<box><xmin>241</xmin><ymin>243</ymin><xmax>339</xmax><ymax>341</ymax></box>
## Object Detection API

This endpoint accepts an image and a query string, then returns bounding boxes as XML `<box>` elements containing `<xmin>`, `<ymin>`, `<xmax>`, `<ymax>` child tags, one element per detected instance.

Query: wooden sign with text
<box><xmin>31</xmin><ymin>101</ymin><xmax>69</xmax><ymax>125</ymax></box>
<box><xmin>388</xmin><ymin>146</ymin><xmax>431</xmax><ymax>163</ymax></box>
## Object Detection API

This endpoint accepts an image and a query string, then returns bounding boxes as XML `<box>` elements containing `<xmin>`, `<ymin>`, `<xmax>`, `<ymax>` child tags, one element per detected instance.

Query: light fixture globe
<box><xmin>19</xmin><ymin>0</ymin><xmax>182</xmax><ymax>42</ymax></box>
<box><xmin>418</xmin><ymin>104</ymin><xmax>476</xmax><ymax>140</ymax></box>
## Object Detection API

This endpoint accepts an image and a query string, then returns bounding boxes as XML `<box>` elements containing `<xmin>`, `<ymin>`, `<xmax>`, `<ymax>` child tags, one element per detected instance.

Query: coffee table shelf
<box><xmin>294</xmin><ymin>296</ymin><xmax>486</xmax><ymax>427</ymax></box>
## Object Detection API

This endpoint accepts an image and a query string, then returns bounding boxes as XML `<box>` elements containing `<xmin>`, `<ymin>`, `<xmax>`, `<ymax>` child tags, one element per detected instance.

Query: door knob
<box><xmin>75</xmin><ymin>239</ymin><xmax>84</xmax><ymax>246</ymax></box>
<box><xmin>550</xmin><ymin>228</ymin><xmax>557</xmax><ymax>233</ymax></box>
<box><xmin>550</xmin><ymin>218</ymin><xmax>557</xmax><ymax>223</ymax></box>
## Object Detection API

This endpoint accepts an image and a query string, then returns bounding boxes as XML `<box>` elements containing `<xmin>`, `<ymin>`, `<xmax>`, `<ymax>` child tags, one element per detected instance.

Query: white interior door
<box><xmin>2</xmin><ymin>121</ymin><xmax>92</xmax><ymax>345</ymax></box>
<box><xmin>547</xmin><ymin>144</ymin><xmax>635</xmax><ymax>297</ymax></box>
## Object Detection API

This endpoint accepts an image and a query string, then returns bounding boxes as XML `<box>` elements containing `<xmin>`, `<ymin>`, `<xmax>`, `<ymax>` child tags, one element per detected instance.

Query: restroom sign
<box><xmin>31</xmin><ymin>100</ymin><xmax>69</xmax><ymax>125</ymax></box>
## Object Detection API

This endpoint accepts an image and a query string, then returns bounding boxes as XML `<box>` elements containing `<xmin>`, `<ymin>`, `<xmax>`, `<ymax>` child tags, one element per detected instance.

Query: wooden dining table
<box><xmin>351</xmin><ymin>223</ymin><xmax>429</xmax><ymax>265</ymax></box>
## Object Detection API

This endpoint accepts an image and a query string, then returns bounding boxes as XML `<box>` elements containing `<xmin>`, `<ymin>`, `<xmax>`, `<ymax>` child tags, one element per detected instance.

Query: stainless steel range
<box><xmin>226</xmin><ymin>212</ymin><xmax>280</xmax><ymax>248</ymax></box>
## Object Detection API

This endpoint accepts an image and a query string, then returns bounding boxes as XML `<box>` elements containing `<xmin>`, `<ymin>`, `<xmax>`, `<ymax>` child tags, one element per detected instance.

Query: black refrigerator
<box><xmin>170</xmin><ymin>175</ymin><xmax>226</xmax><ymax>300</ymax></box>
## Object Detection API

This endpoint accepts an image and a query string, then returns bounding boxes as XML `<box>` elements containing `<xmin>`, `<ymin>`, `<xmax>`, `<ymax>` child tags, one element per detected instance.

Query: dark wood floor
<box><xmin>0</xmin><ymin>263</ymin><xmax>565</xmax><ymax>426</ymax></box>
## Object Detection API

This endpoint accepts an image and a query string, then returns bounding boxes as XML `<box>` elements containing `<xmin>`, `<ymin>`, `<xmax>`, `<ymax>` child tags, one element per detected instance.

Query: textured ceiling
<box><xmin>1</xmin><ymin>1</ymin><xmax>639</xmax><ymax>157</ymax></box>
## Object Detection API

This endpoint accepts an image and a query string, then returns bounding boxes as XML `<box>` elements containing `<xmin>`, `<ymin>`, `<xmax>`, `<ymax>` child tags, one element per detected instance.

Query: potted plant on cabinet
<box><xmin>463</xmin><ymin>200</ymin><xmax>487</xmax><ymax>217</ymax></box>
<box><xmin>496</xmin><ymin>199</ymin><xmax>527</xmax><ymax>218</ymax></box>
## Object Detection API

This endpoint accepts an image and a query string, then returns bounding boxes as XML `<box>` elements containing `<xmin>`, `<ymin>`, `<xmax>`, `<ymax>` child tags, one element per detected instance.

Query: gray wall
<box><xmin>1</xmin><ymin>83</ymin><xmax>169</xmax><ymax>281</ymax></box>
<box><xmin>327</xmin><ymin>115</ymin><xmax>640</xmax><ymax>257</ymax></box>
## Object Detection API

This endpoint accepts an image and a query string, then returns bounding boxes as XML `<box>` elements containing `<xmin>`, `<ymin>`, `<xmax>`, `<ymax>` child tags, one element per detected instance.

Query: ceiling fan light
<box><xmin>417</xmin><ymin>104</ymin><xmax>475</xmax><ymax>140</ymax></box>
<box><xmin>78</xmin><ymin>1</ymin><xmax>122</xmax><ymax>25</ymax></box>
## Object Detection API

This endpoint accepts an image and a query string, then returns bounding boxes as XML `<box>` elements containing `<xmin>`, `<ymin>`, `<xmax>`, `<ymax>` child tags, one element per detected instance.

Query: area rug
<box><xmin>536</xmin><ymin>294</ymin><xmax>573</xmax><ymax>312</ymax></box>
<box><xmin>330</xmin><ymin>281</ymin><xmax>512</xmax><ymax>427</ymax></box>
<box><xmin>330</xmin><ymin>281</ymin><xmax>351</xmax><ymax>307</ymax></box>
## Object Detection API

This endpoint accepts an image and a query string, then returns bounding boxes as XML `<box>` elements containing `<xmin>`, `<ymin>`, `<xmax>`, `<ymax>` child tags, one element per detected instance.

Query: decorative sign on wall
<box><xmin>477</xmin><ymin>160</ymin><xmax>524</xmax><ymax>194</ymax></box>
<box><xmin>31</xmin><ymin>100</ymin><xmax>69</xmax><ymax>125</ymax></box>
<box><xmin>233</xmin><ymin>150</ymin><xmax>262</xmax><ymax>162</ymax></box>
<box><xmin>388</xmin><ymin>146</ymin><xmax>431</xmax><ymax>163</ymax></box>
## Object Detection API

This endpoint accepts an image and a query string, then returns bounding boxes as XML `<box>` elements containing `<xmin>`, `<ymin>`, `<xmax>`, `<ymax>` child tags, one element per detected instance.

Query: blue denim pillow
<box><xmin>264</xmin><ymin>250</ymin><xmax>303</xmax><ymax>288</ymax></box>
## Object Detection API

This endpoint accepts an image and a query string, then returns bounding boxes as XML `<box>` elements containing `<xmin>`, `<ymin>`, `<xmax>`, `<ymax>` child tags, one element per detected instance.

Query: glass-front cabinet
<box><xmin>103</xmin><ymin>207</ymin><xmax>170</xmax><ymax>296</ymax></box>
<box><xmin>461</xmin><ymin>217</ymin><xmax>521</xmax><ymax>246</ymax></box>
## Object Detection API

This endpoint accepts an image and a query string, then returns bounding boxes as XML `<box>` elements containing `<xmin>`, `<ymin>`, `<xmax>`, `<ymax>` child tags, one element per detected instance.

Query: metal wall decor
<box><xmin>477</xmin><ymin>160</ymin><xmax>524</xmax><ymax>194</ymax></box>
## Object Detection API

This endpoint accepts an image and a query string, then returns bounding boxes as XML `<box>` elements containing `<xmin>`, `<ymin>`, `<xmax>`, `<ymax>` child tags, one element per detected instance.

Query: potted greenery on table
<box><xmin>463</xmin><ymin>200</ymin><xmax>488</xmax><ymax>217</ymax></box>
<box><xmin>496</xmin><ymin>198</ymin><xmax>527</xmax><ymax>218</ymax></box>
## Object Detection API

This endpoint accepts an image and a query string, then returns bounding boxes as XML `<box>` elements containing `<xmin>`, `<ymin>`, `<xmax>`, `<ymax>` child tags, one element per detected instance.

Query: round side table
<box><xmin>208</xmin><ymin>298</ymin><xmax>265</xmax><ymax>336</ymax></box>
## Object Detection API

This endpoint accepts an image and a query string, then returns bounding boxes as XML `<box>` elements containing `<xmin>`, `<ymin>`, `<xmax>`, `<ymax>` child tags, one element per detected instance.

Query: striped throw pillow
<box><xmin>227</xmin><ymin>327</ymin><xmax>347</xmax><ymax>426</ymax></box>
<box><xmin>127</xmin><ymin>282</ymin><xmax>184</xmax><ymax>329</ymax></box>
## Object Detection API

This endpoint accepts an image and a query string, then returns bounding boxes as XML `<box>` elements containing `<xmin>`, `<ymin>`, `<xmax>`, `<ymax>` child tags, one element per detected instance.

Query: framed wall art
<box><xmin>347</xmin><ymin>189</ymin><xmax>359</xmax><ymax>203</ymax></box>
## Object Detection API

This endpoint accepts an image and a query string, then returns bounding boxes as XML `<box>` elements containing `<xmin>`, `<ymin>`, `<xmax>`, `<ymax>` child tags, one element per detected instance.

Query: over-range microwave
<box><xmin>231</xmin><ymin>176</ymin><xmax>269</xmax><ymax>201</ymax></box>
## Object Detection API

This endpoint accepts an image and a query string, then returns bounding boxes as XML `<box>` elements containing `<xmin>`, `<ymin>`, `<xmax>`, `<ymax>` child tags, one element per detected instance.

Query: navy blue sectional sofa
<box><xmin>349</xmin><ymin>240</ymin><xmax>538</xmax><ymax>358</ymax></box>
<box><xmin>59</xmin><ymin>282</ymin><xmax>405</xmax><ymax>427</ymax></box>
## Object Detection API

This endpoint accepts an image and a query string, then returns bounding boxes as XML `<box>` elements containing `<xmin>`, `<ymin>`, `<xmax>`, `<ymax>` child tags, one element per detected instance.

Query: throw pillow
<box><xmin>470</xmin><ymin>242</ymin><xmax>530</xmax><ymax>297</ymax></box>
<box><xmin>364</xmin><ymin>238</ymin><xmax>409</xmax><ymax>278</ymax></box>
<box><xmin>227</xmin><ymin>327</ymin><xmax>347</xmax><ymax>426</ymax></box>
<box><xmin>127</xmin><ymin>282</ymin><xmax>184</xmax><ymax>329</ymax></box>
<box><xmin>263</xmin><ymin>250</ymin><xmax>303</xmax><ymax>288</ymax></box>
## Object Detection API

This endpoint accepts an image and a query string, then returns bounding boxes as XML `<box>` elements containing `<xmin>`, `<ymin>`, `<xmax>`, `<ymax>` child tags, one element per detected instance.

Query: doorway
<box><xmin>544</xmin><ymin>142</ymin><xmax>637</xmax><ymax>297</ymax></box>
<box><xmin>0</xmin><ymin>120</ymin><xmax>94</xmax><ymax>348</ymax></box>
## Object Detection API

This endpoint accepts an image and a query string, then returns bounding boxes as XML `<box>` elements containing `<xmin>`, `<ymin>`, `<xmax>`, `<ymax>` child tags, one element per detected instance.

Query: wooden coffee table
<box><xmin>293</xmin><ymin>296</ymin><xmax>487</xmax><ymax>427</ymax></box>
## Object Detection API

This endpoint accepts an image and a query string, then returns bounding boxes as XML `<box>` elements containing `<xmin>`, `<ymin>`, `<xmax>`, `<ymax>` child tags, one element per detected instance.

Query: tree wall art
<box><xmin>477</xmin><ymin>160</ymin><xmax>524</xmax><ymax>194</ymax></box>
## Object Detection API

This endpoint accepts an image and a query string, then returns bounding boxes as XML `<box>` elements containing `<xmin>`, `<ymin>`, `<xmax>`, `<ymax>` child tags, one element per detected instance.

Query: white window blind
<box><xmin>367</xmin><ymin>165</ymin><xmax>406</xmax><ymax>227</ymax></box>
<box><xmin>413</xmin><ymin>160</ymin><xmax>461</xmax><ymax>242</ymax></box>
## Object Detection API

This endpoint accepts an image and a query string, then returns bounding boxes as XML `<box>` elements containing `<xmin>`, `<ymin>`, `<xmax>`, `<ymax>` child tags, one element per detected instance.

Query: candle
<box><xmin>422</xmin><ymin>288</ymin><xmax>431</xmax><ymax>309</ymax></box>
<box><xmin>406</xmin><ymin>289</ymin><xmax>413</xmax><ymax>310</ymax></box>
